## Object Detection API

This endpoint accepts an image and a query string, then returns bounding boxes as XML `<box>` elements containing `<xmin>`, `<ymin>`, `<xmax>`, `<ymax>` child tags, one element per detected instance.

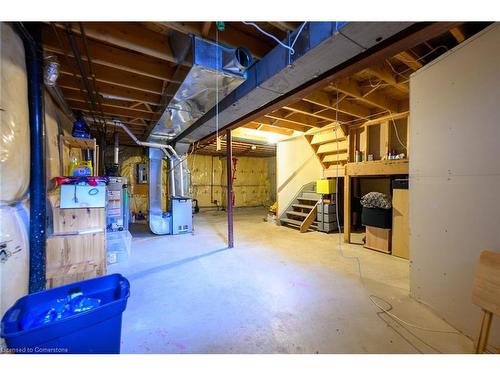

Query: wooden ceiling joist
<box><xmin>59</xmin><ymin>62</ymin><xmax>166</xmax><ymax>94</ymax></box>
<box><xmin>64</xmin><ymin>94</ymin><xmax>157</xmax><ymax>115</ymax></box>
<box><xmin>68</xmin><ymin>100</ymin><xmax>158</xmax><ymax>122</ymax></box>
<box><xmin>282</xmin><ymin>101</ymin><xmax>353</xmax><ymax>123</ymax></box>
<box><xmin>201</xmin><ymin>22</ymin><xmax>212</xmax><ymax>37</ymax></box>
<box><xmin>256</xmin><ymin>116</ymin><xmax>310</xmax><ymax>133</ymax></box>
<box><xmin>394</xmin><ymin>51</ymin><xmax>423</xmax><ymax>71</ymax></box>
<box><xmin>245</xmin><ymin>123</ymin><xmax>294</xmax><ymax>136</ymax></box>
<box><xmin>55</xmin><ymin>22</ymin><xmax>179</xmax><ymax>64</ymax></box>
<box><xmin>302</xmin><ymin>91</ymin><xmax>372</xmax><ymax>119</ymax></box>
<box><xmin>333</xmin><ymin>78</ymin><xmax>400</xmax><ymax>113</ymax></box>
<box><xmin>58</xmin><ymin>76</ymin><xmax>163</xmax><ymax>105</ymax></box>
<box><xmin>450</xmin><ymin>26</ymin><xmax>466</xmax><ymax>43</ymax></box>
<box><xmin>42</xmin><ymin>26</ymin><xmax>175</xmax><ymax>81</ymax></box>
<box><xmin>266</xmin><ymin>109</ymin><xmax>320</xmax><ymax>128</ymax></box>
<box><xmin>158</xmin><ymin>22</ymin><xmax>270</xmax><ymax>59</ymax></box>
<box><xmin>268</xmin><ymin>22</ymin><xmax>297</xmax><ymax>32</ymax></box>
<box><xmin>364</xmin><ymin>62</ymin><xmax>410</xmax><ymax>94</ymax></box>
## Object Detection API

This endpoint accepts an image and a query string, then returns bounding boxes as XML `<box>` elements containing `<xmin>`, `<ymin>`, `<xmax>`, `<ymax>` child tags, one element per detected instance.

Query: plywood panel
<box><xmin>52</xmin><ymin>207</ymin><xmax>105</xmax><ymax>234</ymax></box>
<box><xmin>365</xmin><ymin>226</ymin><xmax>391</xmax><ymax>254</ymax></box>
<box><xmin>46</xmin><ymin>232</ymin><xmax>106</xmax><ymax>288</ymax></box>
<box><xmin>409</xmin><ymin>25</ymin><xmax>500</xmax><ymax>346</ymax></box>
<box><xmin>392</xmin><ymin>189</ymin><xmax>409</xmax><ymax>259</ymax></box>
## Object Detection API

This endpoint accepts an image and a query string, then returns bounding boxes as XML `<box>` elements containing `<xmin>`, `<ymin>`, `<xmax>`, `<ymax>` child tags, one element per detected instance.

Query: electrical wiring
<box><xmin>395</xmin><ymin>45</ymin><xmax>450</xmax><ymax>76</ymax></box>
<box><xmin>368</xmin><ymin>295</ymin><xmax>460</xmax><ymax>335</ymax></box>
<box><xmin>330</xmin><ymin>86</ymin><xmax>461</xmax><ymax>343</ymax></box>
<box><xmin>385</xmin><ymin>58</ymin><xmax>411</xmax><ymax>81</ymax></box>
<box><xmin>333</xmin><ymin>89</ymin><xmax>365</xmax><ymax>286</ymax></box>
<box><xmin>243</xmin><ymin>21</ymin><xmax>307</xmax><ymax>55</ymax></box>
<box><xmin>387</xmin><ymin>110</ymin><xmax>408</xmax><ymax>150</ymax></box>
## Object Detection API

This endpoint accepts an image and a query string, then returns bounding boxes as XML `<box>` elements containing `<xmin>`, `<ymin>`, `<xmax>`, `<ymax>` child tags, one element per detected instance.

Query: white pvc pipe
<box><xmin>110</xmin><ymin>121</ymin><xmax>185</xmax><ymax>197</ymax></box>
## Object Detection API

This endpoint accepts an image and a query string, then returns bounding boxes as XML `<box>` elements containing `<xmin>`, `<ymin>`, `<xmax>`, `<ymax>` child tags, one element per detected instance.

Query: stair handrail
<box><xmin>278</xmin><ymin>181</ymin><xmax>317</xmax><ymax>222</ymax></box>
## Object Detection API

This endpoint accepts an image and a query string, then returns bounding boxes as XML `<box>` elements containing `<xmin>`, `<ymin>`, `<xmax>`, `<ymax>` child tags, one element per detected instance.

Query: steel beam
<box><xmin>226</xmin><ymin>129</ymin><xmax>234</xmax><ymax>248</ymax></box>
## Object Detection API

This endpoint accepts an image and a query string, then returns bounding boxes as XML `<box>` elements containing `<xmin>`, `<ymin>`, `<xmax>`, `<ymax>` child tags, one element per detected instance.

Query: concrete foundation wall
<box><xmin>276</xmin><ymin>135</ymin><xmax>323</xmax><ymax>217</ymax></box>
<box><xmin>409</xmin><ymin>24</ymin><xmax>500</xmax><ymax>347</ymax></box>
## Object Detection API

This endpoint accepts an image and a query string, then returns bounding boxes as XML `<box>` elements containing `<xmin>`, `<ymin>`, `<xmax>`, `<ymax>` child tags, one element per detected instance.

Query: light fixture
<box><xmin>251</xmin><ymin>145</ymin><xmax>257</xmax><ymax>150</ymax></box>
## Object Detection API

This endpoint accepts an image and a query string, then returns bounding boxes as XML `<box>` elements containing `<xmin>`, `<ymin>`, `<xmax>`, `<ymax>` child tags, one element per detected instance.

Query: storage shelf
<box><xmin>345</xmin><ymin>159</ymin><xmax>409</xmax><ymax>176</ymax></box>
<box><xmin>59</xmin><ymin>135</ymin><xmax>98</xmax><ymax>176</ymax></box>
<box><xmin>60</xmin><ymin>135</ymin><xmax>96</xmax><ymax>150</ymax></box>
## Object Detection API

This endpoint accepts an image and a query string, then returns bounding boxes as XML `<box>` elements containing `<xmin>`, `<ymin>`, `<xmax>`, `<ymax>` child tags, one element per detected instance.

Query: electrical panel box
<box><xmin>60</xmin><ymin>184</ymin><xmax>106</xmax><ymax>209</ymax></box>
<box><xmin>136</xmin><ymin>163</ymin><xmax>148</xmax><ymax>184</ymax></box>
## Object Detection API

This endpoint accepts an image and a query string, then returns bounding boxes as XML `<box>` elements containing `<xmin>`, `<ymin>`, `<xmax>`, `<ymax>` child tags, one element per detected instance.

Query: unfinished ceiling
<box><xmin>40</xmin><ymin>22</ymin><xmax>301</xmax><ymax>146</ymax></box>
<box><xmin>192</xmin><ymin>23</ymin><xmax>489</xmax><ymax>153</ymax></box>
<box><xmin>40</xmin><ymin>22</ymin><xmax>488</xmax><ymax>156</ymax></box>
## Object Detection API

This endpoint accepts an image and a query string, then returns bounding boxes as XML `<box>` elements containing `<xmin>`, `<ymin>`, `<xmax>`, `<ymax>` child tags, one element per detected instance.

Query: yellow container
<box><xmin>316</xmin><ymin>179</ymin><xmax>336</xmax><ymax>194</ymax></box>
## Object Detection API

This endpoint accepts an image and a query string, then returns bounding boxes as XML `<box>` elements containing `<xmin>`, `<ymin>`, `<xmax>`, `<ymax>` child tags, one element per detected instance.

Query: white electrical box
<box><xmin>60</xmin><ymin>184</ymin><xmax>106</xmax><ymax>209</ymax></box>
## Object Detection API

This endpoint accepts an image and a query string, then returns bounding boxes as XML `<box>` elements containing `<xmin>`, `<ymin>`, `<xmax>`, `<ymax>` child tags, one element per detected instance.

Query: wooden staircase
<box><xmin>305</xmin><ymin>124</ymin><xmax>348</xmax><ymax>178</ymax></box>
<box><xmin>280</xmin><ymin>184</ymin><xmax>321</xmax><ymax>233</ymax></box>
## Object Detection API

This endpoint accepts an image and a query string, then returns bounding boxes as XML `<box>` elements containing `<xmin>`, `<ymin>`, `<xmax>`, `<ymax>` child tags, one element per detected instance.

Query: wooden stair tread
<box><xmin>292</xmin><ymin>203</ymin><xmax>315</xmax><ymax>210</ymax></box>
<box><xmin>298</xmin><ymin>196</ymin><xmax>319</xmax><ymax>201</ymax></box>
<box><xmin>280</xmin><ymin>218</ymin><xmax>303</xmax><ymax>226</ymax></box>
<box><xmin>286</xmin><ymin>211</ymin><xmax>308</xmax><ymax>218</ymax></box>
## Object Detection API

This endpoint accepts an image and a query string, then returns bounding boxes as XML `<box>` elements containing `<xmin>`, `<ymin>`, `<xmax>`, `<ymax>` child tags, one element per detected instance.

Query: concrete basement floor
<box><xmin>109</xmin><ymin>207</ymin><xmax>474</xmax><ymax>354</ymax></box>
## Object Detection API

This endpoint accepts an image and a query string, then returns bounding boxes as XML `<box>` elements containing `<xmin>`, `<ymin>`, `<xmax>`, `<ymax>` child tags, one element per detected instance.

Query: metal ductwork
<box><xmin>113</xmin><ymin>131</ymin><xmax>119</xmax><ymax>165</ymax></box>
<box><xmin>171</xmin><ymin>22</ymin><xmax>419</xmax><ymax>146</ymax></box>
<box><xmin>148</xmin><ymin>35</ymin><xmax>252</xmax><ymax>146</ymax></box>
<box><xmin>142</xmin><ymin>34</ymin><xmax>251</xmax><ymax>234</ymax></box>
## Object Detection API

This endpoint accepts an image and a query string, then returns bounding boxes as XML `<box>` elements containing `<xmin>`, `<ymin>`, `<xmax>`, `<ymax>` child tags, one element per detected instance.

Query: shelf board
<box><xmin>345</xmin><ymin>159</ymin><xmax>409</xmax><ymax>176</ymax></box>
<box><xmin>60</xmin><ymin>135</ymin><xmax>96</xmax><ymax>150</ymax></box>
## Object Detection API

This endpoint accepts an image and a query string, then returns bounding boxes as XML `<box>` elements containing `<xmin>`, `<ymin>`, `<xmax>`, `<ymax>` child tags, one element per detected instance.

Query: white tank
<box><xmin>0</xmin><ymin>23</ymin><xmax>30</xmax><ymax>204</ymax></box>
<box><xmin>0</xmin><ymin>202</ymin><xmax>30</xmax><ymax>317</ymax></box>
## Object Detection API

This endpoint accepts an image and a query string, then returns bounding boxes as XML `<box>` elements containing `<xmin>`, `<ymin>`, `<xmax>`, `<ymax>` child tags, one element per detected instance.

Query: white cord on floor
<box><xmin>368</xmin><ymin>295</ymin><xmax>460</xmax><ymax>334</ymax></box>
<box><xmin>331</xmin><ymin>86</ymin><xmax>460</xmax><ymax>338</ymax></box>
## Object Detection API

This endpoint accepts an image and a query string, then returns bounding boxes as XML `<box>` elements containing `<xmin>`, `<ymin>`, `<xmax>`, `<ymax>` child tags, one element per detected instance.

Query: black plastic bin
<box><xmin>361</xmin><ymin>207</ymin><xmax>392</xmax><ymax>229</ymax></box>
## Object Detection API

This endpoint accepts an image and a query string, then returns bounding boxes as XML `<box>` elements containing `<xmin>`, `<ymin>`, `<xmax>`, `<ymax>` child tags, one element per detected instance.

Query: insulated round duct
<box><xmin>223</xmin><ymin>47</ymin><xmax>253</xmax><ymax>74</ymax></box>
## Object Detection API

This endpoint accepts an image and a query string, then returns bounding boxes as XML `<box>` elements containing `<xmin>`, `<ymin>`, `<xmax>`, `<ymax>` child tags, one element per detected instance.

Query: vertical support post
<box><xmin>226</xmin><ymin>129</ymin><xmax>234</xmax><ymax>248</ymax></box>
<box><xmin>343</xmin><ymin>175</ymin><xmax>351</xmax><ymax>243</ymax></box>
<box><xmin>15</xmin><ymin>22</ymin><xmax>46</xmax><ymax>292</ymax></box>
<box><xmin>476</xmin><ymin>310</ymin><xmax>493</xmax><ymax>353</ymax></box>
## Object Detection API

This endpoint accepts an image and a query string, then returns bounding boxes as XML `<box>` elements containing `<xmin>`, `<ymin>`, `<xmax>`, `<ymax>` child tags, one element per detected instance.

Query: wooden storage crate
<box><xmin>46</xmin><ymin>261</ymin><xmax>105</xmax><ymax>289</ymax></box>
<box><xmin>52</xmin><ymin>207</ymin><xmax>105</xmax><ymax>234</ymax></box>
<box><xmin>46</xmin><ymin>232</ymin><xmax>106</xmax><ymax>288</ymax></box>
<box><xmin>364</xmin><ymin>226</ymin><xmax>391</xmax><ymax>254</ymax></box>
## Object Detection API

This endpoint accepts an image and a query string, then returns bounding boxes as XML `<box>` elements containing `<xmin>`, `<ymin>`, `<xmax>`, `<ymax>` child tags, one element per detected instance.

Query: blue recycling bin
<box><xmin>1</xmin><ymin>274</ymin><xmax>130</xmax><ymax>354</ymax></box>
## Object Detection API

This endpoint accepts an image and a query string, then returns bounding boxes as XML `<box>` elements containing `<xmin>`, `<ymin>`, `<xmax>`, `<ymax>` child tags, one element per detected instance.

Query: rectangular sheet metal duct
<box><xmin>171</xmin><ymin>22</ymin><xmax>414</xmax><ymax>147</ymax></box>
<box><xmin>148</xmin><ymin>35</ymin><xmax>252</xmax><ymax>143</ymax></box>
